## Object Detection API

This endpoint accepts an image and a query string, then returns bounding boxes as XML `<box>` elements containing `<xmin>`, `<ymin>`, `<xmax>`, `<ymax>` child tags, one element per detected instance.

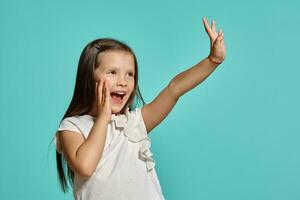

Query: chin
<box><xmin>111</xmin><ymin>104</ymin><xmax>126</xmax><ymax>114</ymax></box>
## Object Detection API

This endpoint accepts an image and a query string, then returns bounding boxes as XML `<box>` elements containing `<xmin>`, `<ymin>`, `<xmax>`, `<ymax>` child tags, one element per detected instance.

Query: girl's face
<box><xmin>94</xmin><ymin>50</ymin><xmax>135</xmax><ymax>114</ymax></box>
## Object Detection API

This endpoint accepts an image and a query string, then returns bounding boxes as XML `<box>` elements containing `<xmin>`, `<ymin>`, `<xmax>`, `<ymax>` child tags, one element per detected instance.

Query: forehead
<box><xmin>96</xmin><ymin>50</ymin><xmax>135</xmax><ymax>71</ymax></box>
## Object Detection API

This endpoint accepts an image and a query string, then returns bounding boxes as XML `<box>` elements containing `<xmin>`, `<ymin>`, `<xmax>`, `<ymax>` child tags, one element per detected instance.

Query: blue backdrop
<box><xmin>1</xmin><ymin>0</ymin><xmax>299</xmax><ymax>199</ymax></box>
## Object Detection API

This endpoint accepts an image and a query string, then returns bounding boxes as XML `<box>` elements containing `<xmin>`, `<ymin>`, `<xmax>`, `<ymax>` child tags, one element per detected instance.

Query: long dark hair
<box><xmin>50</xmin><ymin>38</ymin><xmax>146</xmax><ymax>193</ymax></box>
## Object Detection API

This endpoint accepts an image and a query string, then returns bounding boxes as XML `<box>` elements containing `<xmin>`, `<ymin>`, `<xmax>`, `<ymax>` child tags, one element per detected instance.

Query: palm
<box><xmin>202</xmin><ymin>17</ymin><xmax>226</xmax><ymax>63</ymax></box>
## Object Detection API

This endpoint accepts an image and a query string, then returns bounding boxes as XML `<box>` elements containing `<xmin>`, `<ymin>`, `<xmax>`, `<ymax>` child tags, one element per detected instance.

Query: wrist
<box><xmin>207</xmin><ymin>55</ymin><xmax>223</xmax><ymax>65</ymax></box>
<box><xmin>96</xmin><ymin>115</ymin><xmax>110</xmax><ymax>124</ymax></box>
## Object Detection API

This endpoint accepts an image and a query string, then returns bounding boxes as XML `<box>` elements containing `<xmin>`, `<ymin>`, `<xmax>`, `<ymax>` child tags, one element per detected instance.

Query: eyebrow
<box><xmin>104</xmin><ymin>66</ymin><xmax>135</xmax><ymax>72</ymax></box>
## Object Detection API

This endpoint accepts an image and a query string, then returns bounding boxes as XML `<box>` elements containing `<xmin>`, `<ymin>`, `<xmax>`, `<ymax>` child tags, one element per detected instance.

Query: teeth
<box><xmin>114</xmin><ymin>91</ymin><xmax>126</xmax><ymax>95</ymax></box>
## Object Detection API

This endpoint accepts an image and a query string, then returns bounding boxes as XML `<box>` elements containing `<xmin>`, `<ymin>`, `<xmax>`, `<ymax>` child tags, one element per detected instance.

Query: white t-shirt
<box><xmin>54</xmin><ymin>107</ymin><xmax>166</xmax><ymax>200</ymax></box>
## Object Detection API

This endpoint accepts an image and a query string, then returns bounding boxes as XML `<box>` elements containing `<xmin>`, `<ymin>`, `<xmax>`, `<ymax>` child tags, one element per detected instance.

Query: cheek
<box><xmin>94</xmin><ymin>73</ymin><xmax>104</xmax><ymax>83</ymax></box>
<box><xmin>129</xmin><ymin>81</ymin><xmax>135</xmax><ymax>93</ymax></box>
<box><xmin>102</xmin><ymin>76</ymin><xmax>114</xmax><ymax>88</ymax></box>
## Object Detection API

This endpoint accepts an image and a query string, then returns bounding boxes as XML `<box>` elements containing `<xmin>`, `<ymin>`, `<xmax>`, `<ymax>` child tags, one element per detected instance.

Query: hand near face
<box><xmin>95</xmin><ymin>78</ymin><xmax>112</xmax><ymax>123</ymax></box>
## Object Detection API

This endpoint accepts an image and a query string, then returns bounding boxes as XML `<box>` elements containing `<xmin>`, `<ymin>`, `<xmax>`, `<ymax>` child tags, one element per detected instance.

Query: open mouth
<box><xmin>110</xmin><ymin>91</ymin><xmax>126</xmax><ymax>104</ymax></box>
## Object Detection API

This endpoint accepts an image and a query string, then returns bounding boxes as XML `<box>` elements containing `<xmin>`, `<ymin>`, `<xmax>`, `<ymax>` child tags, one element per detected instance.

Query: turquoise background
<box><xmin>1</xmin><ymin>0</ymin><xmax>299</xmax><ymax>199</ymax></box>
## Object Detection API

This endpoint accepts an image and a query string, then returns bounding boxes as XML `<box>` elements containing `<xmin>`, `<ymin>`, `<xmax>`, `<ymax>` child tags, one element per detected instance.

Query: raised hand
<box><xmin>202</xmin><ymin>17</ymin><xmax>226</xmax><ymax>64</ymax></box>
<box><xmin>95</xmin><ymin>78</ymin><xmax>112</xmax><ymax>123</ymax></box>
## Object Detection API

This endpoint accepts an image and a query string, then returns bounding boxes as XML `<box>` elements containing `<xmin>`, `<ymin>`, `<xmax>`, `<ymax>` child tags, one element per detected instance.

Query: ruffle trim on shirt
<box><xmin>110</xmin><ymin>107</ymin><xmax>155</xmax><ymax>172</ymax></box>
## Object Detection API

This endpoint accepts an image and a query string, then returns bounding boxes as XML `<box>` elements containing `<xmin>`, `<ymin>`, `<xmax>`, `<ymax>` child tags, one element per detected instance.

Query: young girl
<box><xmin>52</xmin><ymin>17</ymin><xmax>226</xmax><ymax>200</ymax></box>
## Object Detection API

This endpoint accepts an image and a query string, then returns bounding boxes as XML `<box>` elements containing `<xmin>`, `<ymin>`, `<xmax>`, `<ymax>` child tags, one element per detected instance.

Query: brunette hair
<box><xmin>50</xmin><ymin>38</ymin><xmax>146</xmax><ymax>193</ymax></box>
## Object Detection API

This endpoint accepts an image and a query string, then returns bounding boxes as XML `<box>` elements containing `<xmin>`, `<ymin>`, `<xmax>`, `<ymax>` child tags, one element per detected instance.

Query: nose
<box><xmin>116</xmin><ymin>75</ymin><xmax>127</xmax><ymax>87</ymax></box>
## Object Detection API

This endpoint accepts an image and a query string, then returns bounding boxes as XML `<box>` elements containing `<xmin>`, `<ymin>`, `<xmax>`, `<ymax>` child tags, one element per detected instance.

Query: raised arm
<box><xmin>141</xmin><ymin>17</ymin><xmax>226</xmax><ymax>133</ymax></box>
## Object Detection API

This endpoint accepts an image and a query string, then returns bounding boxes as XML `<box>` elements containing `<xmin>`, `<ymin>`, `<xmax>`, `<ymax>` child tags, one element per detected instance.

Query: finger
<box><xmin>220</xmin><ymin>34</ymin><xmax>224</xmax><ymax>41</ymax></box>
<box><xmin>215</xmin><ymin>30</ymin><xmax>223</xmax><ymax>41</ymax></box>
<box><xmin>105</xmin><ymin>79</ymin><xmax>110</xmax><ymax>89</ymax></box>
<box><xmin>218</xmin><ymin>29</ymin><xmax>222</xmax><ymax>35</ymax></box>
<box><xmin>212</xmin><ymin>20</ymin><xmax>217</xmax><ymax>34</ymax></box>
<box><xmin>95</xmin><ymin>81</ymin><xmax>98</xmax><ymax>98</ymax></box>
<box><xmin>105</xmin><ymin>80</ymin><xmax>110</xmax><ymax>106</ymax></box>
<box><xmin>102</xmin><ymin>80</ymin><xmax>106</xmax><ymax>104</ymax></box>
<box><xmin>98</xmin><ymin>79</ymin><xmax>103</xmax><ymax>105</ymax></box>
<box><xmin>215</xmin><ymin>34</ymin><xmax>223</xmax><ymax>46</ymax></box>
<box><xmin>220</xmin><ymin>32</ymin><xmax>224</xmax><ymax>42</ymax></box>
<box><xmin>202</xmin><ymin>17</ymin><xmax>214</xmax><ymax>38</ymax></box>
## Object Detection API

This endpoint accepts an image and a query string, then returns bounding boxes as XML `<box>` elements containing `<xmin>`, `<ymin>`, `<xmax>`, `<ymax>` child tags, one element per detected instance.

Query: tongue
<box><xmin>111</xmin><ymin>94</ymin><xmax>122</xmax><ymax>103</ymax></box>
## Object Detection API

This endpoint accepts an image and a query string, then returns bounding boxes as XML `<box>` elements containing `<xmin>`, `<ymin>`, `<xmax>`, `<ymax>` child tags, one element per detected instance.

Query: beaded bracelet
<box><xmin>208</xmin><ymin>56</ymin><xmax>223</xmax><ymax>64</ymax></box>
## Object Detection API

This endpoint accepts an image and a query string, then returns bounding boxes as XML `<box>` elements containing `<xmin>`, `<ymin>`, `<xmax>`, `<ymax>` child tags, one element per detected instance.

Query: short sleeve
<box><xmin>54</xmin><ymin>117</ymin><xmax>84</xmax><ymax>154</ymax></box>
<box><xmin>57</xmin><ymin>118</ymin><xmax>82</xmax><ymax>133</ymax></box>
<box><xmin>134</xmin><ymin>107</ymin><xmax>148</xmax><ymax>135</ymax></box>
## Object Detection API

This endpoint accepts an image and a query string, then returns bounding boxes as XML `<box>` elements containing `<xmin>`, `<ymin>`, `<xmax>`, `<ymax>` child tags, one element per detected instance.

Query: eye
<box><xmin>127</xmin><ymin>72</ymin><xmax>134</xmax><ymax>77</ymax></box>
<box><xmin>108</xmin><ymin>70</ymin><xmax>116</xmax><ymax>75</ymax></box>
